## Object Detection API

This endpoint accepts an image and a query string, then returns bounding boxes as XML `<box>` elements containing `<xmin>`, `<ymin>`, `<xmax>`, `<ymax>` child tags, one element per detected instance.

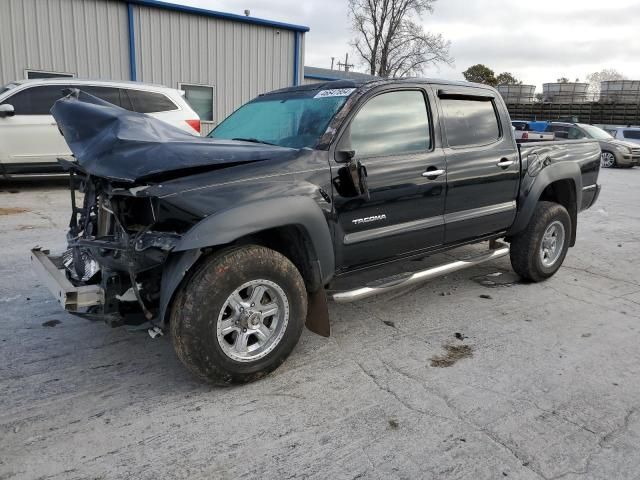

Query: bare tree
<box><xmin>349</xmin><ymin>0</ymin><xmax>452</xmax><ymax>78</ymax></box>
<box><xmin>586</xmin><ymin>69</ymin><xmax>627</xmax><ymax>98</ymax></box>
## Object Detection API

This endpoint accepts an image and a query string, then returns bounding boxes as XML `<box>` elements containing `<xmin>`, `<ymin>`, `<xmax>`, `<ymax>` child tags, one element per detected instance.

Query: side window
<box><xmin>440</xmin><ymin>98</ymin><xmax>500</xmax><ymax>147</ymax></box>
<box><xmin>348</xmin><ymin>90</ymin><xmax>430</xmax><ymax>157</ymax></box>
<box><xmin>80</xmin><ymin>86</ymin><xmax>125</xmax><ymax>108</ymax></box>
<box><xmin>2</xmin><ymin>85</ymin><xmax>71</xmax><ymax>115</ymax></box>
<box><xmin>127</xmin><ymin>90</ymin><xmax>177</xmax><ymax>113</ymax></box>
<box><xmin>624</xmin><ymin>130</ymin><xmax>640</xmax><ymax>140</ymax></box>
<box><xmin>568</xmin><ymin>127</ymin><xmax>585</xmax><ymax>139</ymax></box>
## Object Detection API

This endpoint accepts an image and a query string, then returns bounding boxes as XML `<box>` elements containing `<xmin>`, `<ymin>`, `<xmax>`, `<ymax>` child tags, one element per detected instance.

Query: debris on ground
<box><xmin>430</xmin><ymin>344</ymin><xmax>473</xmax><ymax>368</ymax></box>
<box><xmin>383</xmin><ymin>320</ymin><xmax>396</xmax><ymax>328</ymax></box>
<box><xmin>454</xmin><ymin>332</ymin><xmax>467</xmax><ymax>341</ymax></box>
<box><xmin>388</xmin><ymin>418</ymin><xmax>399</xmax><ymax>429</ymax></box>
<box><xmin>479</xmin><ymin>294</ymin><xmax>492</xmax><ymax>300</ymax></box>
<box><xmin>581</xmin><ymin>333</ymin><xmax>592</xmax><ymax>338</ymax></box>
<box><xmin>148</xmin><ymin>326</ymin><xmax>164</xmax><ymax>339</ymax></box>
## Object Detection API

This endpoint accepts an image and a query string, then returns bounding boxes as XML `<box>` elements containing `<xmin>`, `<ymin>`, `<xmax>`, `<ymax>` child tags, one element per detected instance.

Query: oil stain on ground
<box><xmin>0</xmin><ymin>207</ymin><xmax>29</xmax><ymax>216</ymax></box>
<box><xmin>430</xmin><ymin>344</ymin><xmax>473</xmax><ymax>368</ymax></box>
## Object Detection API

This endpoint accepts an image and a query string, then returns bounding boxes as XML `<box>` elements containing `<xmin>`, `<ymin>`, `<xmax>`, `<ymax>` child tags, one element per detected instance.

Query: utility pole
<box><xmin>330</xmin><ymin>57</ymin><xmax>335</xmax><ymax>70</ymax></box>
<box><xmin>337</xmin><ymin>53</ymin><xmax>354</xmax><ymax>72</ymax></box>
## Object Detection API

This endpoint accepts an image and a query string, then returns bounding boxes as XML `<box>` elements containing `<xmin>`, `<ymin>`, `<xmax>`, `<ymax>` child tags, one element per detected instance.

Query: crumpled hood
<box><xmin>51</xmin><ymin>90</ymin><xmax>297</xmax><ymax>183</ymax></box>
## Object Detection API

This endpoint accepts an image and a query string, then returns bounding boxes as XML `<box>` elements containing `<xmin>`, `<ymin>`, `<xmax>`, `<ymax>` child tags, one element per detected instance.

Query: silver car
<box><xmin>547</xmin><ymin>122</ymin><xmax>640</xmax><ymax>168</ymax></box>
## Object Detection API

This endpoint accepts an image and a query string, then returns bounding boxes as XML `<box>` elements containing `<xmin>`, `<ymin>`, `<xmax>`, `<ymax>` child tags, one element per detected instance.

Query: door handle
<box><xmin>497</xmin><ymin>158</ymin><xmax>514</xmax><ymax>168</ymax></box>
<box><xmin>422</xmin><ymin>168</ymin><xmax>445</xmax><ymax>178</ymax></box>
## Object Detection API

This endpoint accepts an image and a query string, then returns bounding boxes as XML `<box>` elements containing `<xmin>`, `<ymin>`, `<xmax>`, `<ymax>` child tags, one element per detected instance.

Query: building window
<box><xmin>25</xmin><ymin>70</ymin><xmax>74</xmax><ymax>80</ymax></box>
<box><xmin>180</xmin><ymin>83</ymin><xmax>214</xmax><ymax>121</ymax></box>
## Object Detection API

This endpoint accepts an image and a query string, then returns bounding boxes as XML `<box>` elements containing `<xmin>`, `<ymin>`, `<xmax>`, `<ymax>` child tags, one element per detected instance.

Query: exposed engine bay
<box><xmin>62</xmin><ymin>169</ymin><xmax>186</xmax><ymax>326</ymax></box>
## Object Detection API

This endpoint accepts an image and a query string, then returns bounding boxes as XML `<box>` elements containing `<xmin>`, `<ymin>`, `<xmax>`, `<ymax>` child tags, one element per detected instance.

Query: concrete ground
<box><xmin>1</xmin><ymin>169</ymin><xmax>639</xmax><ymax>480</ymax></box>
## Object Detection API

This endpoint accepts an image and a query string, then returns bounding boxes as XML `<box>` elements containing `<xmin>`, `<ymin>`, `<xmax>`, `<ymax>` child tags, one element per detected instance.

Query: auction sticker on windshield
<box><xmin>314</xmin><ymin>88</ymin><xmax>356</xmax><ymax>98</ymax></box>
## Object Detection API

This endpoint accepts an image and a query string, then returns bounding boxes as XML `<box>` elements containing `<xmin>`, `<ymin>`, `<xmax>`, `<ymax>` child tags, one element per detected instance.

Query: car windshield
<box><xmin>579</xmin><ymin>124</ymin><xmax>613</xmax><ymax>140</ymax></box>
<box><xmin>209</xmin><ymin>89</ymin><xmax>353</xmax><ymax>149</ymax></box>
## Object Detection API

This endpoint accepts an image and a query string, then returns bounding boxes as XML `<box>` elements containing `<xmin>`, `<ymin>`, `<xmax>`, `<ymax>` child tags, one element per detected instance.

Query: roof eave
<box><xmin>125</xmin><ymin>0</ymin><xmax>310</xmax><ymax>32</ymax></box>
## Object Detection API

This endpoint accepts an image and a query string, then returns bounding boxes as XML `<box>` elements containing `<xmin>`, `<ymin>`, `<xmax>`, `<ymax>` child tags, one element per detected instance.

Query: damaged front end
<box><xmin>31</xmin><ymin>168</ymin><xmax>193</xmax><ymax>327</ymax></box>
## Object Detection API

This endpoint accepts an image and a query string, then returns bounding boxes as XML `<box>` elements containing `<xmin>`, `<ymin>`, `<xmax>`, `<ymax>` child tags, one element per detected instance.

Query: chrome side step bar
<box><xmin>331</xmin><ymin>240</ymin><xmax>510</xmax><ymax>303</ymax></box>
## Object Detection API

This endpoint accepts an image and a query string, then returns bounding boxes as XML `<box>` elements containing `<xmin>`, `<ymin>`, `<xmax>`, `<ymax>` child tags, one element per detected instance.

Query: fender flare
<box><xmin>158</xmin><ymin>196</ymin><xmax>334</xmax><ymax>325</ymax></box>
<box><xmin>507</xmin><ymin>162</ymin><xmax>582</xmax><ymax>241</ymax></box>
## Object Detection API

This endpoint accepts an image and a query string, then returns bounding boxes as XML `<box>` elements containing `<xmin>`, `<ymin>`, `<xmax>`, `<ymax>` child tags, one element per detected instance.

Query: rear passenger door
<box><xmin>435</xmin><ymin>87</ymin><xmax>519</xmax><ymax>244</ymax></box>
<box><xmin>0</xmin><ymin>85</ymin><xmax>73</xmax><ymax>166</ymax></box>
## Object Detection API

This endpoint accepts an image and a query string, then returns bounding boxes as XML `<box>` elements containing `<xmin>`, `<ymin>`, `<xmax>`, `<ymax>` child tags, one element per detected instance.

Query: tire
<box><xmin>170</xmin><ymin>245</ymin><xmax>307</xmax><ymax>385</ymax></box>
<box><xmin>600</xmin><ymin>151</ymin><xmax>616</xmax><ymax>168</ymax></box>
<box><xmin>509</xmin><ymin>201</ymin><xmax>571</xmax><ymax>282</ymax></box>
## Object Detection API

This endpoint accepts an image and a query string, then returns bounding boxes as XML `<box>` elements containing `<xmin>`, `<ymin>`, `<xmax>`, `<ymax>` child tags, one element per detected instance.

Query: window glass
<box><xmin>127</xmin><ymin>90</ymin><xmax>177</xmax><ymax>113</ymax></box>
<box><xmin>26</xmin><ymin>71</ymin><xmax>73</xmax><ymax>79</ymax></box>
<box><xmin>182</xmin><ymin>84</ymin><xmax>213</xmax><ymax>121</ymax></box>
<box><xmin>441</xmin><ymin>98</ymin><xmax>500</xmax><ymax>147</ymax></box>
<box><xmin>2</xmin><ymin>85</ymin><xmax>71</xmax><ymax>115</ymax></box>
<box><xmin>80</xmin><ymin>86</ymin><xmax>124</xmax><ymax>108</ymax></box>
<box><xmin>623</xmin><ymin>129</ymin><xmax>640</xmax><ymax>140</ymax></box>
<box><xmin>568</xmin><ymin>127</ymin><xmax>586</xmax><ymax>139</ymax></box>
<box><xmin>349</xmin><ymin>90</ymin><xmax>430</xmax><ymax>157</ymax></box>
<box><xmin>210</xmin><ymin>94</ymin><xmax>348</xmax><ymax>149</ymax></box>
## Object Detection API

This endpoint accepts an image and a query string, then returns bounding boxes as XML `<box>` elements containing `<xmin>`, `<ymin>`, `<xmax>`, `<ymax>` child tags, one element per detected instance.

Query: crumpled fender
<box><xmin>158</xmin><ymin>196</ymin><xmax>335</xmax><ymax>332</ymax></box>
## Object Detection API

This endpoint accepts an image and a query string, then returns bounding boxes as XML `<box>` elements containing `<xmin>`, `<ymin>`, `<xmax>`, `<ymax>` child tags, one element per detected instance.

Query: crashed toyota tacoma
<box><xmin>31</xmin><ymin>80</ymin><xmax>602</xmax><ymax>385</ymax></box>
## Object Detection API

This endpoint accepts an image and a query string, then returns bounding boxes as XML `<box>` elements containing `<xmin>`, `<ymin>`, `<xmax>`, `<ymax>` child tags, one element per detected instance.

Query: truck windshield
<box><xmin>580</xmin><ymin>124</ymin><xmax>613</xmax><ymax>140</ymax></box>
<box><xmin>209</xmin><ymin>92</ymin><xmax>351</xmax><ymax>149</ymax></box>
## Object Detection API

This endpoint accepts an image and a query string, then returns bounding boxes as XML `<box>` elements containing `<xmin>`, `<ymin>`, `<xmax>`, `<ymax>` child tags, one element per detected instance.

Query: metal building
<box><xmin>0</xmin><ymin>0</ymin><xmax>308</xmax><ymax>133</ymax></box>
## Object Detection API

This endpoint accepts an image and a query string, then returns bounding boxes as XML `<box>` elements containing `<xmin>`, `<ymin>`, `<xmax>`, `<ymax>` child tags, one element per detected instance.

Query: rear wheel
<box><xmin>510</xmin><ymin>201</ymin><xmax>571</xmax><ymax>282</ymax></box>
<box><xmin>170</xmin><ymin>245</ymin><xmax>307</xmax><ymax>385</ymax></box>
<box><xmin>600</xmin><ymin>151</ymin><xmax>616</xmax><ymax>168</ymax></box>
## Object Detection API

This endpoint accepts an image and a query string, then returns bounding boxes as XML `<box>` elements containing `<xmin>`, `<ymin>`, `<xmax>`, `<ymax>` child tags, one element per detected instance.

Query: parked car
<box><xmin>512</xmin><ymin>120</ymin><xmax>555</xmax><ymax>142</ymax></box>
<box><xmin>546</xmin><ymin>122</ymin><xmax>640</xmax><ymax>168</ymax></box>
<box><xmin>0</xmin><ymin>79</ymin><xmax>201</xmax><ymax>179</ymax></box>
<box><xmin>609</xmin><ymin>126</ymin><xmax>640</xmax><ymax>145</ymax></box>
<box><xmin>31</xmin><ymin>80</ymin><xmax>601</xmax><ymax>385</ymax></box>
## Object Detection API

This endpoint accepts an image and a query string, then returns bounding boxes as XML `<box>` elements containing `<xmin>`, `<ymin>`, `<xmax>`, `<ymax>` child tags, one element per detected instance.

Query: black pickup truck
<box><xmin>31</xmin><ymin>79</ymin><xmax>601</xmax><ymax>385</ymax></box>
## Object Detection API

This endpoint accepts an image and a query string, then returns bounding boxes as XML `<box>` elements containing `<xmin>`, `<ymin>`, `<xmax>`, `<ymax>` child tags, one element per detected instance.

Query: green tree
<box><xmin>557</xmin><ymin>77</ymin><xmax>570</xmax><ymax>83</ymax></box>
<box><xmin>495</xmin><ymin>72</ymin><xmax>521</xmax><ymax>86</ymax></box>
<box><xmin>462</xmin><ymin>64</ymin><xmax>497</xmax><ymax>86</ymax></box>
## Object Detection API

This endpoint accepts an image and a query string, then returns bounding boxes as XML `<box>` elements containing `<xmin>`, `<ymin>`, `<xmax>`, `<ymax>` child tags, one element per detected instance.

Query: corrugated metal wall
<box><xmin>302</xmin><ymin>77</ymin><xmax>324</xmax><ymax>85</ymax></box>
<box><xmin>132</xmin><ymin>4</ymin><xmax>302</xmax><ymax>125</ymax></box>
<box><xmin>0</xmin><ymin>0</ymin><xmax>130</xmax><ymax>86</ymax></box>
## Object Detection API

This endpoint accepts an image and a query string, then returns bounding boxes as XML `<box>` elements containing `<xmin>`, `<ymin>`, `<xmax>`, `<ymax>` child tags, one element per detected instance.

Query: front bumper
<box><xmin>30</xmin><ymin>247</ymin><xmax>103</xmax><ymax>312</ymax></box>
<box><xmin>618</xmin><ymin>151</ymin><xmax>640</xmax><ymax>166</ymax></box>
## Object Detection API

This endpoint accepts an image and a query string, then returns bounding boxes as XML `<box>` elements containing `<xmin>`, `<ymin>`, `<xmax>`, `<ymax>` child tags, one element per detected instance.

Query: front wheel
<box><xmin>510</xmin><ymin>201</ymin><xmax>571</xmax><ymax>282</ymax></box>
<box><xmin>600</xmin><ymin>151</ymin><xmax>617</xmax><ymax>168</ymax></box>
<box><xmin>170</xmin><ymin>245</ymin><xmax>307</xmax><ymax>385</ymax></box>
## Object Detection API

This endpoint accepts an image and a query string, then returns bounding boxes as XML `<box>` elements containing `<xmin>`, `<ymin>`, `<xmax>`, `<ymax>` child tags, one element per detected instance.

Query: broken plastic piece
<box><xmin>148</xmin><ymin>326</ymin><xmax>164</xmax><ymax>339</ymax></box>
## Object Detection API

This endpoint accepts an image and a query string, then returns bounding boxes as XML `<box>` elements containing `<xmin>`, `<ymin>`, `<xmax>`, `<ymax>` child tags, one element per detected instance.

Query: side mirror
<box><xmin>0</xmin><ymin>104</ymin><xmax>15</xmax><ymax>118</ymax></box>
<box><xmin>335</xmin><ymin>150</ymin><xmax>355</xmax><ymax>163</ymax></box>
<box><xmin>333</xmin><ymin>150</ymin><xmax>369</xmax><ymax>199</ymax></box>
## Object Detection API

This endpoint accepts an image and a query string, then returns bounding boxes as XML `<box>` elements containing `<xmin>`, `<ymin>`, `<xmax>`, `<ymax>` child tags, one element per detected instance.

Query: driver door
<box><xmin>331</xmin><ymin>87</ymin><xmax>446</xmax><ymax>270</ymax></box>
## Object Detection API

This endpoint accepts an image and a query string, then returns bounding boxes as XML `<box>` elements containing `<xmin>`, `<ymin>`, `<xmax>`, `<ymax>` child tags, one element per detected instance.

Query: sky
<box><xmin>170</xmin><ymin>0</ymin><xmax>640</xmax><ymax>92</ymax></box>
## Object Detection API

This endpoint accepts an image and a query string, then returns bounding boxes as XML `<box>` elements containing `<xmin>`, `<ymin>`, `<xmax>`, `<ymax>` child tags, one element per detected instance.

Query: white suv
<box><xmin>0</xmin><ymin>79</ymin><xmax>201</xmax><ymax>179</ymax></box>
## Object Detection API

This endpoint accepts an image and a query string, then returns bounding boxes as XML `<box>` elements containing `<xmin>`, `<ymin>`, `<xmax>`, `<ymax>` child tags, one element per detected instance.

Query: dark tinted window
<box><xmin>81</xmin><ymin>86</ymin><xmax>124</xmax><ymax>108</ymax></box>
<box><xmin>624</xmin><ymin>129</ymin><xmax>640</xmax><ymax>140</ymax></box>
<box><xmin>26</xmin><ymin>71</ymin><xmax>73</xmax><ymax>79</ymax></box>
<box><xmin>2</xmin><ymin>85</ymin><xmax>71</xmax><ymax>115</ymax></box>
<box><xmin>126</xmin><ymin>90</ymin><xmax>177</xmax><ymax>113</ymax></box>
<box><xmin>349</xmin><ymin>90</ymin><xmax>430</xmax><ymax>157</ymax></box>
<box><xmin>441</xmin><ymin>98</ymin><xmax>500</xmax><ymax>147</ymax></box>
<box><xmin>568</xmin><ymin>127</ymin><xmax>585</xmax><ymax>139</ymax></box>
